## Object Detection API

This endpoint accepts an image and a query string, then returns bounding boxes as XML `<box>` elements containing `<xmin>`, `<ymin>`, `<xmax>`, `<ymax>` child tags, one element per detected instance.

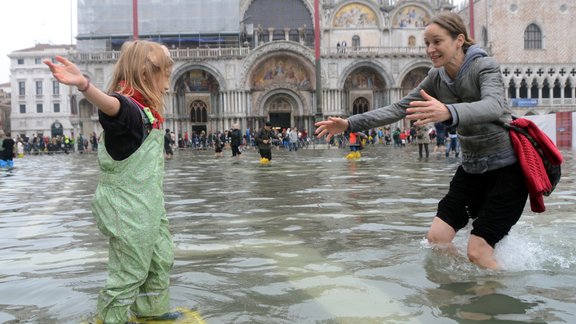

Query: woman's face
<box><xmin>424</xmin><ymin>23</ymin><xmax>464</xmax><ymax>68</ymax></box>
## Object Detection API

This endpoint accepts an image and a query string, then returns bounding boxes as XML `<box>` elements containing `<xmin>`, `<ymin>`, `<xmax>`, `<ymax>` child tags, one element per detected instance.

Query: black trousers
<box><xmin>259</xmin><ymin>149</ymin><xmax>272</xmax><ymax>160</ymax></box>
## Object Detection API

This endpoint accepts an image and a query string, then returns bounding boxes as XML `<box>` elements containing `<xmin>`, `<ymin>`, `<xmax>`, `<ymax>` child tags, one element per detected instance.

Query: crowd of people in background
<box><xmin>328</xmin><ymin>122</ymin><xmax>460</xmax><ymax>159</ymax></box>
<box><xmin>0</xmin><ymin>131</ymin><xmax>100</xmax><ymax>157</ymax></box>
<box><xmin>170</xmin><ymin>125</ymin><xmax>312</xmax><ymax>154</ymax></box>
<box><xmin>1</xmin><ymin>121</ymin><xmax>461</xmax><ymax>165</ymax></box>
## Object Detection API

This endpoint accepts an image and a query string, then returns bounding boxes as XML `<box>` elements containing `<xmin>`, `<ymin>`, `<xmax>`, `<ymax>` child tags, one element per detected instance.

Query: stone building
<box><xmin>8</xmin><ymin>0</ymin><xmax>576</xmax><ymax>142</ymax></box>
<box><xmin>0</xmin><ymin>82</ymin><xmax>10</xmax><ymax>132</ymax></box>
<box><xmin>459</xmin><ymin>0</ymin><xmax>576</xmax><ymax>115</ymax></box>
<box><xmin>8</xmin><ymin>44</ymin><xmax>76</xmax><ymax>139</ymax></box>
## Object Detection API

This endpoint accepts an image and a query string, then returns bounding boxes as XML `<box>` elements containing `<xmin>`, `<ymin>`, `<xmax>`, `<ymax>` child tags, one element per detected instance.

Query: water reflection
<box><xmin>1</xmin><ymin>146</ymin><xmax>575</xmax><ymax>323</ymax></box>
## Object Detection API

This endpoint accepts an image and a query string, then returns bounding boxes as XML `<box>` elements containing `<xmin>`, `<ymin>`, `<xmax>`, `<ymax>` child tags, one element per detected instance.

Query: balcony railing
<box><xmin>322</xmin><ymin>46</ymin><xmax>427</xmax><ymax>57</ymax></box>
<box><xmin>70</xmin><ymin>44</ymin><xmax>427</xmax><ymax>63</ymax></box>
<box><xmin>71</xmin><ymin>47</ymin><xmax>251</xmax><ymax>63</ymax></box>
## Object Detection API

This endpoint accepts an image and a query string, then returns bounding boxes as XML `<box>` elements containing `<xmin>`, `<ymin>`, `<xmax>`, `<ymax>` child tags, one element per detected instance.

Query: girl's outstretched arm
<box><xmin>44</xmin><ymin>56</ymin><xmax>120</xmax><ymax>117</ymax></box>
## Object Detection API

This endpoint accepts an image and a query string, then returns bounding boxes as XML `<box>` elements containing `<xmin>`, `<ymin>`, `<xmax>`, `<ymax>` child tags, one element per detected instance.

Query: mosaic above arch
<box><xmin>176</xmin><ymin>70</ymin><xmax>220</xmax><ymax>93</ymax></box>
<box><xmin>334</xmin><ymin>3</ymin><xmax>378</xmax><ymax>28</ymax></box>
<box><xmin>401</xmin><ymin>67</ymin><xmax>429</xmax><ymax>89</ymax></box>
<box><xmin>251</xmin><ymin>55</ymin><xmax>312</xmax><ymax>90</ymax></box>
<box><xmin>393</xmin><ymin>5</ymin><xmax>430</xmax><ymax>28</ymax></box>
<box><xmin>344</xmin><ymin>67</ymin><xmax>386</xmax><ymax>90</ymax></box>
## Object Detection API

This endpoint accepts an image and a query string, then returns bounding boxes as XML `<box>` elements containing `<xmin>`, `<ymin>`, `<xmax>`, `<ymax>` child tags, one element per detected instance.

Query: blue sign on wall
<box><xmin>511</xmin><ymin>98</ymin><xmax>539</xmax><ymax>107</ymax></box>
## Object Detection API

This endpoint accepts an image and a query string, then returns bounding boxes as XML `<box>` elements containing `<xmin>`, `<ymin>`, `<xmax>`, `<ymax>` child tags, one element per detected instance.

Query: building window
<box><xmin>190</xmin><ymin>100</ymin><xmax>208</xmax><ymax>123</ymax></box>
<box><xmin>508</xmin><ymin>79</ymin><xmax>516</xmax><ymax>98</ymax></box>
<box><xmin>19</xmin><ymin>104</ymin><xmax>26</xmax><ymax>114</ymax></box>
<box><xmin>352</xmin><ymin>97</ymin><xmax>369</xmax><ymax>115</ymax></box>
<box><xmin>352</xmin><ymin>35</ymin><xmax>360</xmax><ymax>50</ymax></box>
<box><xmin>53</xmin><ymin>81</ymin><xmax>60</xmax><ymax>95</ymax></box>
<box><xmin>530</xmin><ymin>79</ymin><xmax>539</xmax><ymax>98</ymax></box>
<box><xmin>35</xmin><ymin>57</ymin><xmax>42</xmax><ymax>64</ymax></box>
<box><xmin>565</xmin><ymin>79</ymin><xmax>572</xmax><ymax>98</ymax></box>
<box><xmin>37</xmin><ymin>103</ymin><xmax>43</xmax><ymax>113</ymax></box>
<box><xmin>553</xmin><ymin>79</ymin><xmax>562</xmax><ymax>98</ymax></box>
<box><xmin>524</xmin><ymin>23</ymin><xmax>542</xmax><ymax>49</ymax></box>
<box><xmin>36</xmin><ymin>81</ymin><xmax>43</xmax><ymax>95</ymax></box>
<box><xmin>481</xmin><ymin>27</ymin><xmax>488</xmax><ymax>48</ymax></box>
<box><xmin>18</xmin><ymin>81</ymin><xmax>25</xmax><ymax>95</ymax></box>
<box><xmin>519</xmin><ymin>79</ymin><xmax>528</xmax><ymax>98</ymax></box>
<box><xmin>542</xmin><ymin>79</ymin><xmax>550</xmax><ymax>98</ymax></box>
<box><xmin>54</xmin><ymin>103</ymin><xmax>60</xmax><ymax>113</ymax></box>
<box><xmin>17</xmin><ymin>58</ymin><xmax>24</xmax><ymax>65</ymax></box>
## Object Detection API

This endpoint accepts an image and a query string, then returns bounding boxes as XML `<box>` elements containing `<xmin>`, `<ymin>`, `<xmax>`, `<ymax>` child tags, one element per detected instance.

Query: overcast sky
<box><xmin>0</xmin><ymin>0</ymin><xmax>77</xmax><ymax>84</ymax></box>
<box><xmin>0</xmin><ymin>0</ymin><xmax>467</xmax><ymax>84</ymax></box>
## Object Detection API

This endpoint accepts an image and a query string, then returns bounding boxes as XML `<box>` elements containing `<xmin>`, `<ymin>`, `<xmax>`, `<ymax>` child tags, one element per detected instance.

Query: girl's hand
<box><xmin>43</xmin><ymin>56</ymin><xmax>88</xmax><ymax>90</ymax></box>
<box><xmin>44</xmin><ymin>55</ymin><xmax>121</xmax><ymax>117</ymax></box>
<box><xmin>315</xmin><ymin>117</ymin><xmax>348</xmax><ymax>141</ymax></box>
<box><xmin>406</xmin><ymin>89</ymin><xmax>451</xmax><ymax>126</ymax></box>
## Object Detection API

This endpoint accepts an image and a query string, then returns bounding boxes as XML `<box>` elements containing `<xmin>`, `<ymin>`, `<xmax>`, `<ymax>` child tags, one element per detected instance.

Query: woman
<box><xmin>315</xmin><ymin>12</ymin><xmax>527</xmax><ymax>269</ymax></box>
<box><xmin>415</xmin><ymin>123</ymin><xmax>431</xmax><ymax>159</ymax></box>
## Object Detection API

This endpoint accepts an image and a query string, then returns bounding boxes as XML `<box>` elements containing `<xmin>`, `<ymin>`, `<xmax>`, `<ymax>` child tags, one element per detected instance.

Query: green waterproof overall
<box><xmin>91</xmin><ymin>129</ymin><xmax>174</xmax><ymax>323</ymax></box>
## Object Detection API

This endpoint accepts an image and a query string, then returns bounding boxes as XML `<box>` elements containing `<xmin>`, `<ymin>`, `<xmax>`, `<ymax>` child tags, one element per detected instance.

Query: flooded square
<box><xmin>1</xmin><ymin>145</ymin><xmax>575</xmax><ymax>323</ymax></box>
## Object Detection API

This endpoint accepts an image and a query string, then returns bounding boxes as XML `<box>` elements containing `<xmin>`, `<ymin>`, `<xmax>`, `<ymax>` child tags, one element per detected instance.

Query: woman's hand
<box><xmin>406</xmin><ymin>89</ymin><xmax>451</xmax><ymax>126</ymax></box>
<box><xmin>315</xmin><ymin>117</ymin><xmax>348</xmax><ymax>141</ymax></box>
<box><xmin>43</xmin><ymin>56</ymin><xmax>88</xmax><ymax>90</ymax></box>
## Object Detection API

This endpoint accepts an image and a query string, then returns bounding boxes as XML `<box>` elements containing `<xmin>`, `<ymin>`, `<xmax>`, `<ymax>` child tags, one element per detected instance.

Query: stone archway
<box><xmin>248</xmin><ymin>51</ymin><xmax>316</xmax><ymax>133</ymax></box>
<box><xmin>51</xmin><ymin>121</ymin><xmax>64</xmax><ymax>138</ymax></box>
<box><xmin>264</xmin><ymin>93</ymin><xmax>297</xmax><ymax>129</ymax></box>
<box><xmin>399</xmin><ymin>67</ymin><xmax>429</xmax><ymax>129</ymax></box>
<box><xmin>400</xmin><ymin>67</ymin><xmax>428</xmax><ymax>96</ymax></box>
<box><xmin>343</xmin><ymin>66</ymin><xmax>387</xmax><ymax>115</ymax></box>
<box><xmin>174</xmin><ymin>68</ymin><xmax>220</xmax><ymax>136</ymax></box>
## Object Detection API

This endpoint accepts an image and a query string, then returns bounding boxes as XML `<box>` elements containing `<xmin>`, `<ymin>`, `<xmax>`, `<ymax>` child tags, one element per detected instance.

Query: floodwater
<box><xmin>1</xmin><ymin>144</ymin><xmax>575</xmax><ymax>323</ymax></box>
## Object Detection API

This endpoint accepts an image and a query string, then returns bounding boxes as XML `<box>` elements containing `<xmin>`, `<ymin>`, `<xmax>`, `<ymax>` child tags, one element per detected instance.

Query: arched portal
<box><xmin>264</xmin><ymin>93</ymin><xmax>298</xmax><ymax>129</ymax></box>
<box><xmin>401</xmin><ymin>67</ymin><xmax>429</xmax><ymax>96</ymax></box>
<box><xmin>343</xmin><ymin>66</ymin><xmax>387</xmax><ymax>116</ymax></box>
<box><xmin>174</xmin><ymin>69</ymin><xmax>220</xmax><ymax>136</ymax></box>
<box><xmin>249</xmin><ymin>52</ymin><xmax>315</xmax><ymax>133</ymax></box>
<box><xmin>51</xmin><ymin>121</ymin><xmax>64</xmax><ymax>138</ymax></box>
<box><xmin>401</xmin><ymin>67</ymin><xmax>430</xmax><ymax>128</ymax></box>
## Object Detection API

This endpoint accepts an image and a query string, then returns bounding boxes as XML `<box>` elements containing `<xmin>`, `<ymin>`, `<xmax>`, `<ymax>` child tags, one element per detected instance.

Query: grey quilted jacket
<box><xmin>348</xmin><ymin>45</ymin><xmax>516</xmax><ymax>173</ymax></box>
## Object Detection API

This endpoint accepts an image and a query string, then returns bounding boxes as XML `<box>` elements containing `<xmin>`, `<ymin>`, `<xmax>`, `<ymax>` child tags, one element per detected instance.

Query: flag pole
<box><xmin>314</xmin><ymin>0</ymin><xmax>322</xmax><ymax>122</ymax></box>
<box><xmin>133</xmin><ymin>0</ymin><xmax>139</xmax><ymax>40</ymax></box>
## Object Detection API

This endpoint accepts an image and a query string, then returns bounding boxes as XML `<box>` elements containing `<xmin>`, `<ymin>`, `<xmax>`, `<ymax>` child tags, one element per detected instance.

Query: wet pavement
<box><xmin>1</xmin><ymin>144</ymin><xmax>576</xmax><ymax>323</ymax></box>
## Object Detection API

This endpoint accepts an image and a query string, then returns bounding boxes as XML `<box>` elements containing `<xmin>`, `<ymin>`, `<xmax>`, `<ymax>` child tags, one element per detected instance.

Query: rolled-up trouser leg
<box><xmin>132</xmin><ymin>217</ymin><xmax>174</xmax><ymax>317</ymax></box>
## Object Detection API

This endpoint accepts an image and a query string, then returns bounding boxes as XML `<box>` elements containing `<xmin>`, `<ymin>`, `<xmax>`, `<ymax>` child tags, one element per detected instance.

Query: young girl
<box><xmin>44</xmin><ymin>40</ymin><xmax>182</xmax><ymax>323</ymax></box>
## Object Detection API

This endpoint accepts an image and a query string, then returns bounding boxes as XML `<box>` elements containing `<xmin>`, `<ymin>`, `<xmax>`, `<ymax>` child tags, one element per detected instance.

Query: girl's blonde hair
<box><xmin>108</xmin><ymin>40</ymin><xmax>174</xmax><ymax>115</ymax></box>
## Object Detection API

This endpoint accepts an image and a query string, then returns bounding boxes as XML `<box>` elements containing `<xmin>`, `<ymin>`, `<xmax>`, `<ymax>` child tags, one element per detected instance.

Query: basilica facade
<box><xmin>71</xmin><ymin>0</ymin><xmax>448</xmax><ymax>139</ymax></box>
<box><xmin>9</xmin><ymin>0</ymin><xmax>576</xmax><ymax>141</ymax></box>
